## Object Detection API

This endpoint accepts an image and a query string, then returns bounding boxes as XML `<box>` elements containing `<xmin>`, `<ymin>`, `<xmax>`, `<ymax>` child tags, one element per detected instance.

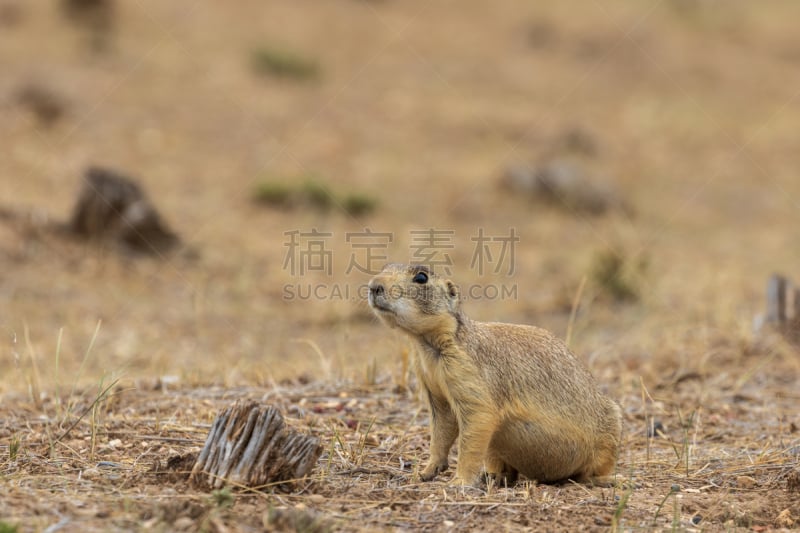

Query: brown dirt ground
<box><xmin>2</xmin><ymin>0</ymin><xmax>800</xmax><ymax>531</ymax></box>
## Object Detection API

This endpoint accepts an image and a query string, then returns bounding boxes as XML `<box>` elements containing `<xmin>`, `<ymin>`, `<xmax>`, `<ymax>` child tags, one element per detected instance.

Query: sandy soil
<box><xmin>1</xmin><ymin>1</ymin><xmax>800</xmax><ymax>530</ymax></box>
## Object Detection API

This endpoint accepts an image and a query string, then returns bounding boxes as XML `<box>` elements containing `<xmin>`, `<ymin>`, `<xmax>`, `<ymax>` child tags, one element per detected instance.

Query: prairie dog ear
<box><xmin>446</xmin><ymin>280</ymin><xmax>459</xmax><ymax>298</ymax></box>
<box><xmin>445</xmin><ymin>280</ymin><xmax>460</xmax><ymax>312</ymax></box>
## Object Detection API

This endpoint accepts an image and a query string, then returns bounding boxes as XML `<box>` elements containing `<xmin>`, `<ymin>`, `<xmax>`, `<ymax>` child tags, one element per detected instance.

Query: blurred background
<box><xmin>2</xmin><ymin>0</ymin><xmax>800</xmax><ymax>393</ymax></box>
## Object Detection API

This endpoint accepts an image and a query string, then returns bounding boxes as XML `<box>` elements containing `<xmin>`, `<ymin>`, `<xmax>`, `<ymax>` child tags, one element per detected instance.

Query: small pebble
<box><xmin>80</xmin><ymin>468</ymin><xmax>100</xmax><ymax>480</ymax></box>
<box><xmin>647</xmin><ymin>420</ymin><xmax>665</xmax><ymax>438</ymax></box>
<box><xmin>776</xmin><ymin>508</ymin><xmax>795</xmax><ymax>528</ymax></box>
<box><xmin>594</xmin><ymin>515</ymin><xmax>612</xmax><ymax>526</ymax></box>
<box><xmin>173</xmin><ymin>517</ymin><xmax>194</xmax><ymax>531</ymax></box>
<box><xmin>736</xmin><ymin>475</ymin><xmax>757</xmax><ymax>489</ymax></box>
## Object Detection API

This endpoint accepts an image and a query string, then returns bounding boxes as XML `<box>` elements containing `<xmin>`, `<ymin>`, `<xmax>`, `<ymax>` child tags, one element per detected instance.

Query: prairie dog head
<box><xmin>368</xmin><ymin>263</ymin><xmax>461</xmax><ymax>336</ymax></box>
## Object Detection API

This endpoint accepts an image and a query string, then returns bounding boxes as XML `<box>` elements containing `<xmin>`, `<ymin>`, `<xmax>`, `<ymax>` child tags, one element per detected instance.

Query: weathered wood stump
<box><xmin>764</xmin><ymin>273</ymin><xmax>800</xmax><ymax>343</ymax></box>
<box><xmin>190</xmin><ymin>401</ymin><xmax>323</xmax><ymax>490</ymax></box>
<box><xmin>69</xmin><ymin>166</ymin><xmax>179</xmax><ymax>255</ymax></box>
<box><xmin>501</xmin><ymin>159</ymin><xmax>628</xmax><ymax>215</ymax></box>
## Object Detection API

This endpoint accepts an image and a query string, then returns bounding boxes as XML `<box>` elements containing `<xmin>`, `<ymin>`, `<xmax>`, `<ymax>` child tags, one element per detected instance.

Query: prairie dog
<box><xmin>367</xmin><ymin>264</ymin><xmax>621</xmax><ymax>486</ymax></box>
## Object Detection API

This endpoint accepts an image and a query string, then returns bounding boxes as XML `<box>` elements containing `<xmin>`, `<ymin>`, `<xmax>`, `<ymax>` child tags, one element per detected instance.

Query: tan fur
<box><xmin>368</xmin><ymin>264</ymin><xmax>622</xmax><ymax>486</ymax></box>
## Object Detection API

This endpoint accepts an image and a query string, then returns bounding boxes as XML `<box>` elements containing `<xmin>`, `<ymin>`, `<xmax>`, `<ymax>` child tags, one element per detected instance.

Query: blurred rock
<box><xmin>557</xmin><ymin>126</ymin><xmax>598</xmax><ymax>157</ymax></box>
<box><xmin>61</xmin><ymin>0</ymin><xmax>115</xmax><ymax>52</ymax></box>
<box><xmin>0</xmin><ymin>2</ymin><xmax>24</xmax><ymax>27</ymax></box>
<box><xmin>527</xmin><ymin>18</ymin><xmax>558</xmax><ymax>49</ymax></box>
<box><xmin>500</xmin><ymin>159</ymin><xmax>628</xmax><ymax>215</ymax></box>
<box><xmin>16</xmin><ymin>82</ymin><xmax>67</xmax><ymax>127</ymax></box>
<box><xmin>69</xmin><ymin>166</ymin><xmax>180</xmax><ymax>255</ymax></box>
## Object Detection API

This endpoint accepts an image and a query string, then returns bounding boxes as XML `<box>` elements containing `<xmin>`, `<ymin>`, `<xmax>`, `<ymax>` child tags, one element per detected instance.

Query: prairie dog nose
<box><xmin>369</xmin><ymin>282</ymin><xmax>385</xmax><ymax>298</ymax></box>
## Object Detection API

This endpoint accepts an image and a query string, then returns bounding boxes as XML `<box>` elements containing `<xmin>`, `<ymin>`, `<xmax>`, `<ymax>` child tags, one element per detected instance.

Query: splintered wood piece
<box><xmin>69</xmin><ymin>166</ymin><xmax>179</xmax><ymax>254</ymax></box>
<box><xmin>763</xmin><ymin>273</ymin><xmax>800</xmax><ymax>344</ymax></box>
<box><xmin>190</xmin><ymin>401</ymin><xmax>322</xmax><ymax>490</ymax></box>
<box><xmin>766</xmin><ymin>273</ymin><xmax>788</xmax><ymax>325</ymax></box>
<box><xmin>794</xmin><ymin>288</ymin><xmax>800</xmax><ymax>321</ymax></box>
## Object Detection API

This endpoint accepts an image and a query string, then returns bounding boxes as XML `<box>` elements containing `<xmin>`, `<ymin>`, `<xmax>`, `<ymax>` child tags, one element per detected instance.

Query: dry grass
<box><xmin>1</xmin><ymin>353</ymin><xmax>799</xmax><ymax>531</ymax></box>
<box><xmin>3</xmin><ymin>0</ymin><xmax>800</xmax><ymax>530</ymax></box>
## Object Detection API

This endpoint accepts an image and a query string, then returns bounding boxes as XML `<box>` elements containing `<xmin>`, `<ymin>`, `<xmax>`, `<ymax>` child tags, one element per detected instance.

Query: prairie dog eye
<box><xmin>412</xmin><ymin>271</ymin><xmax>428</xmax><ymax>284</ymax></box>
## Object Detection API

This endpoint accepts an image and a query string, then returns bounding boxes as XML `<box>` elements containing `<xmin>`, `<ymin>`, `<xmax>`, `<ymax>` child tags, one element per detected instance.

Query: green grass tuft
<box><xmin>342</xmin><ymin>193</ymin><xmax>378</xmax><ymax>217</ymax></box>
<box><xmin>253</xmin><ymin>176</ymin><xmax>377</xmax><ymax>217</ymax></box>
<box><xmin>210</xmin><ymin>488</ymin><xmax>234</xmax><ymax>509</ymax></box>
<box><xmin>0</xmin><ymin>522</ymin><xmax>19</xmax><ymax>533</ymax></box>
<box><xmin>589</xmin><ymin>248</ymin><xmax>646</xmax><ymax>302</ymax></box>
<box><xmin>301</xmin><ymin>178</ymin><xmax>334</xmax><ymax>210</ymax></box>
<box><xmin>9</xmin><ymin>435</ymin><xmax>20</xmax><ymax>461</ymax></box>
<box><xmin>253</xmin><ymin>181</ymin><xmax>295</xmax><ymax>208</ymax></box>
<box><xmin>251</xmin><ymin>46</ymin><xmax>320</xmax><ymax>81</ymax></box>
